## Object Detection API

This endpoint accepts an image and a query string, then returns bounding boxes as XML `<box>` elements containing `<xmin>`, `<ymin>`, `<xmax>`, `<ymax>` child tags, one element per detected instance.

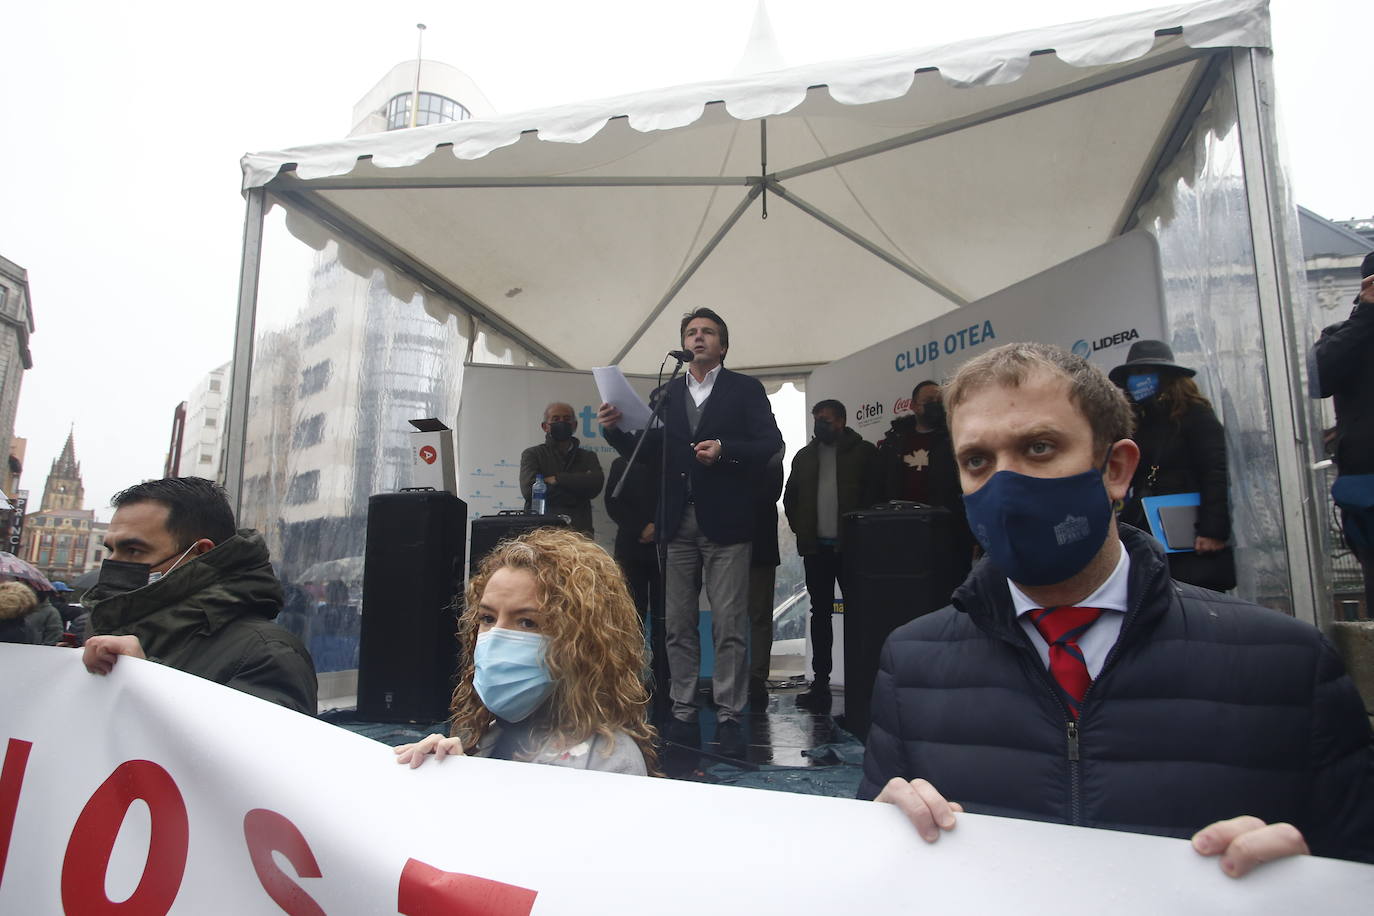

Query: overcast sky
<box><xmin>0</xmin><ymin>0</ymin><xmax>1368</xmax><ymax>520</ymax></box>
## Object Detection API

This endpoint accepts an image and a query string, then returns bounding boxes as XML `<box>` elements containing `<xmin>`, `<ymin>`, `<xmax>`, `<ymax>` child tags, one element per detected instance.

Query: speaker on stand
<box><xmin>357</xmin><ymin>490</ymin><xmax>467</xmax><ymax>723</ymax></box>
<box><xmin>840</xmin><ymin>502</ymin><xmax>965</xmax><ymax>739</ymax></box>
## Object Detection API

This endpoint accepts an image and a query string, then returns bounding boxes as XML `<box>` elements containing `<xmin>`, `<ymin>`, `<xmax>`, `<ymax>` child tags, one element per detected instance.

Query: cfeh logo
<box><xmin>419</xmin><ymin>446</ymin><xmax>438</xmax><ymax>465</ymax></box>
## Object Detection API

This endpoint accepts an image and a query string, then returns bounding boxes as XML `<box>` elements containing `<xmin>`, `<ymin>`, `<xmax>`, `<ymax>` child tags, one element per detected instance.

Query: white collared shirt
<box><xmin>1009</xmin><ymin>545</ymin><xmax>1130</xmax><ymax>679</ymax></box>
<box><xmin>686</xmin><ymin>364</ymin><xmax>722</xmax><ymax>407</ymax></box>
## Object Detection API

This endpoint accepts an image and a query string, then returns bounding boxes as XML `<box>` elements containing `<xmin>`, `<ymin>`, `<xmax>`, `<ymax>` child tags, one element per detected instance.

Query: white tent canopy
<box><xmin>234</xmin><ymin>0</ymin><xmax>1326</xmax><ymax>622</ymax></box>
<box><xmin>241</xmin><ymin>0</ymin><xmax>1267</xmax><ymax>374</ymax></box>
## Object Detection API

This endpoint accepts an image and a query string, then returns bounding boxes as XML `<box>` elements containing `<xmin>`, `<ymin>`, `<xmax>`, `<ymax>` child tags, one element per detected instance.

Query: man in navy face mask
<box><xmin>519</xmin><ymin>401</ymin><xmax>604</xmax><ymax>536</ymax></box>
<box><xmin>859</xmin><ymin>342</ymin><xmax>1374</xmax><ymax>875</ymax></box>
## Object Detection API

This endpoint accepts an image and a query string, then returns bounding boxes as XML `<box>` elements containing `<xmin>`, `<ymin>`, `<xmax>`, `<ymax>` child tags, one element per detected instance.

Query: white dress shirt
<box><xmin>686</xmin><ymin>364</ymin><xmax>722</xmax><ymax>407</ymax></box>
<box><xmin>1008</xmin><ymin>545</ymin><xmax>1130</xmax><ymax>679</ymax></box>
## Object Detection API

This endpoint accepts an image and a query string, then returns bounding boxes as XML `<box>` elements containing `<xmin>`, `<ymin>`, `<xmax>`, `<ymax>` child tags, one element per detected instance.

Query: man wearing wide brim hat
<box><xmin>1107</xmin><ymin>339</ymin><xmax>1196</xmax><ymax>387</ymax></box>
<box><xmin>1109</xmin><ymin>338</ymin><xmax>1236</xmax><ymax>593</ymax></box>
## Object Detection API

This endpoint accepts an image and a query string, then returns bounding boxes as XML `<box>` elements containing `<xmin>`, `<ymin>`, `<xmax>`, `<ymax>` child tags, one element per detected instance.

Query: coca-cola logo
<box><xmin>893</xmin><ymin>397</ymin><xmax>912</xmax><ymax>415</ymax></box>
<box><xmin>419</xmin><ymin>446</ymin><xmax>437</xmax><ymax>465</ymax></box>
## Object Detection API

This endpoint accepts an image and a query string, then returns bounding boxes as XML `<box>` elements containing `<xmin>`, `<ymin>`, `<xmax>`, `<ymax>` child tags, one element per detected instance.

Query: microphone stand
<box><xmin>608</xmin><ymin>353</ymin><xmax>687</xmax><ymax>715</ymax></box>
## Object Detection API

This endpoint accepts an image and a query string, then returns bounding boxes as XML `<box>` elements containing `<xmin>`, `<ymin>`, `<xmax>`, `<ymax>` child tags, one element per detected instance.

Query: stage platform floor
<box><xmin>322</xmin><ymin>679</ymin><xmax>865</xmax><ymax>799</ymax></box>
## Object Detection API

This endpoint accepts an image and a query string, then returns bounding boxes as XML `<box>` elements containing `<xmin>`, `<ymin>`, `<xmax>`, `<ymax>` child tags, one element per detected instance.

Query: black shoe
<box><xmin>715</xmin><ymin>719</ymin><xmax>748</xmax><ymax>759</ymax></box>
<box><xmin>796</xmin><ymin>680</ymin><xmax>832</xmax><ymax>713</ymax></box>
<box><xmin>665</xmin><ymin>716</ymin><xmax>701</xmax><ymax>747</ymax></box>
<box><xmin>748</xmin><ymin>676</ymin><xmax>769</xmax><ymax>705</ymax></box>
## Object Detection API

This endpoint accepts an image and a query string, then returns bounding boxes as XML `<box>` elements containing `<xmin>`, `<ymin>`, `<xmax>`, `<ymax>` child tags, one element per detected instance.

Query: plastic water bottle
<box><xmin>531</xmin><ymin>474</ymin><xmax>548</xmax><ymax>515</ymax></box>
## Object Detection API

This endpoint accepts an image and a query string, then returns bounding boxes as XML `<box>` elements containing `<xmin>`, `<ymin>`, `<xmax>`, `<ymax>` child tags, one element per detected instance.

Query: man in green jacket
<box><xmin>783</xmin><ymin>399</ymin><xmax>882</xmax><ymax>710</ymax></box>
<box><xmin>81</xmin><ymin>477</ymin><xmax>317</xmax><ymax>715</ymax></box>
<box><xmin>519</xmin><ymin>402</ymin><xmax>605</xmax><ymax>536</ymax></box>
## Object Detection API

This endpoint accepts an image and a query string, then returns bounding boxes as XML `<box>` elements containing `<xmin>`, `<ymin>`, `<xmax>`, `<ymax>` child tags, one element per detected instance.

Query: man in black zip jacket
<box><xmin>860</xmin><ymin>342</ymin><xmax>1374</xmax><ymax>876</ymax></box>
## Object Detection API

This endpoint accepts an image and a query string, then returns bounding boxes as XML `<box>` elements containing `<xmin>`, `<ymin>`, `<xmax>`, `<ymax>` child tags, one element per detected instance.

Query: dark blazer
<box><xmin>606</xmin><ymin>367</ymin><xmax>783</xmax><ymax>545</ymax></box>
<box><xmin>859</xmin><ymin>526</ymin><xmax>1374</xmax><ymax>864</ymax></box>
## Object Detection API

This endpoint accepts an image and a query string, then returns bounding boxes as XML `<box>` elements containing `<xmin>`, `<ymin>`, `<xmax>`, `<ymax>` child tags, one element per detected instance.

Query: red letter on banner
<box><xmin>0</xmin><ymin>738</ymin><xmax>34</xmax><ymax>889</ymax></box>
<box><xmin>397</xmin><ymin>858</ymin><xmax>538</xmax><ymax>916</ymax></box>
<box><xmin>61</xmin><ymin>759</ymin><xmax>189</xmax><ymax>915</ymax></box>
<box><xmin>243</xmin><ymin>808</ymin><xmax>325</xmax><ymax>916</ymax></box>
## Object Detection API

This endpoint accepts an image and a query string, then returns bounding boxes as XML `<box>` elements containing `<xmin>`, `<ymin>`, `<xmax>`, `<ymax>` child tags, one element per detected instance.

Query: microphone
<box><xmin>668</xmin><ymin>349</ymin><xmax>694</xmax><ymax>362</ymax></box>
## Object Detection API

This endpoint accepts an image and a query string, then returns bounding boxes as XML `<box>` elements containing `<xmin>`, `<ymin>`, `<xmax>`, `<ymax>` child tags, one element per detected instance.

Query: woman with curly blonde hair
<box><xmin>394</xmin><ymin>527</ymin><xmax>656</xmax><ymax>775</ymax></box>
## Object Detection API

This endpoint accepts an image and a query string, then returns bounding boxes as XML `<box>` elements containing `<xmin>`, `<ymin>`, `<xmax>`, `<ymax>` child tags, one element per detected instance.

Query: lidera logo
<box><xmin>1071</xmin><ymin>340</ymin><xmax>1091</xmax><ymax>359</ymax></box>
<box><xmin>1054</xmin><ymin>514</ymin><xmax>1090</xmax><ymax>546</ymax></box>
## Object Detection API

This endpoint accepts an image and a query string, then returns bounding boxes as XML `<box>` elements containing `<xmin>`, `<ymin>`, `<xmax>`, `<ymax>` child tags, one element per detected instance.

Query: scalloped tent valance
<box><xmin>240</xmin><ymin>0</ymin><xmax>1270</xmax><ymax>374</ymax></box>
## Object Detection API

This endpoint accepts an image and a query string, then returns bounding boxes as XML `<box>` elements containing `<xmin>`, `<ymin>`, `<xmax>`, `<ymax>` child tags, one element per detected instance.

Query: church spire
<box><xmin>41</xmin><ymin>427</ymin><xmax>84</xmax><ymax>511</ymax></box>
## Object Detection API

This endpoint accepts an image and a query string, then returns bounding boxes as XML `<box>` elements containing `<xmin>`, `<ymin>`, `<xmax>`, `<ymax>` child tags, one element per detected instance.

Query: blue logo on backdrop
<box><xmin>1073</xmin><ymin>328</ymin><xmax>1140</xmax><ymax>360</ymax></box>
<box><xmin>1072</xmin><ymin>340</ymin><xmax>1091</xmax><ymax>359</ymax></box>
<box><xmin>894</xmin><ymin>320</ymin><xmax>996</xmax><ymax>373</ymax></box>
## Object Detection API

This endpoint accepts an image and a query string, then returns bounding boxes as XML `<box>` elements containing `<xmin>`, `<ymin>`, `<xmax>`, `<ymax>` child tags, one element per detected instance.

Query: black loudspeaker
<box><xmin>358</xmin><ymin>491</ymin><xmax>467</xmax><ymax>723</ymax></box>
<box><xmin>468</xmin><ymin>511</ymin><xmax>571</xmax><ymax>577</ymax></box>
<box><xmin>840</xmin><ymin>502</ymin><xmax>966</xmax><ymax>739</ymax></box>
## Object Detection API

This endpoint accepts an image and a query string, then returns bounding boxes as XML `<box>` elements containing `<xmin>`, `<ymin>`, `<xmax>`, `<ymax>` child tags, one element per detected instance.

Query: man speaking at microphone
<box><xmin>861</xmin><ymin>342</ymin><xmax>1374</xmax><ymax>875</ymax></box>
<box><xmin>598</xmin><ymin>308</ymin><xmax>782</xmax><ymax>744</ymax></box>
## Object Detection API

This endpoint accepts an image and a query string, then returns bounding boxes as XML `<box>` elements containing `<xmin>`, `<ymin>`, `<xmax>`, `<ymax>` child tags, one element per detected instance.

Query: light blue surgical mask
<box><xmin>1127</xmin><ymin>372</ymin><xmax>1160</xmax><ymax>402</ymax></box>
<box><xmin>147</xmin><ymin>543</ymin><xmax>197</xmax><ymax>585</ymax></box>
<box><xmin>473</xmin><ymin>628</ymin><xmax>555</xmax><ymax>722</ymax></box>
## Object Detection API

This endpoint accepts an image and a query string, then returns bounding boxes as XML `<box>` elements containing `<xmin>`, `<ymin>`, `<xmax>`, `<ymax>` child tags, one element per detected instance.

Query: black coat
<box><xmin>783</xmin><ymin>427</ymin><xmax>882</xmax><ymax>555</ymax></box>
<box><xmin>605</xmin><ymin>368</ymin><xmax>783</xmax><ymax>545</ymax></box>
<box><xmin>605</xmin><ymin>456</ymin><xmax>659</xmax><ymax>566</ymax></box>
<box><xmin>858</xmin><ymin>526</ymin><xmax>1374</xmax><ymax>864</ymax></box>
<box><xmin>1315</xmin><ymin>301</ymin><xmax>1374</xmax><ymax>475</ymax></box>
<box><xmin>1120</xmin><ymin>398</ymin><xmax>1234</xmax><ymax>590</ymax></box>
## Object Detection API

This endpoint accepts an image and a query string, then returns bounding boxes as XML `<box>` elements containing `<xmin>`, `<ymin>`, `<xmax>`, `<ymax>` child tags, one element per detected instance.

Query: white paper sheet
<box><xmin>592</xmin><ymin>365</ymin><xmax>654</xmax><ymax>432</ymax></box>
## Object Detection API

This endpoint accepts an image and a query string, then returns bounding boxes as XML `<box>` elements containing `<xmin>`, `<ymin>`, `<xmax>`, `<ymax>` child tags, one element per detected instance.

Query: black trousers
<box><xmin>803</xmin><ymin>545</ymin><xmax>844</xmax><ymax>680</ymax></box>
<box><xmin>618</xmin><ymin>551</ymin><xmax>669</xmax><ymax>688</ymax></box>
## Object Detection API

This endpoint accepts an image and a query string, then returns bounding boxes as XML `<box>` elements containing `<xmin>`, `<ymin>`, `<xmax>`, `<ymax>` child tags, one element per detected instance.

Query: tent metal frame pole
<box><xmin>610</xmin><ymin>185</ymin><xmax>764</xmax><ymax>366</ymax></box>
<box><xmin>271</xmin><ymin>187</ymin><xmax>571</xmax><ymax>369</ymax></box>
<box><xmin>766</xmin><ymin>180</ymin><xmax>968</xmax><ymax>307</ymax></box>
<box><xmin>1231</xmin><ymin>47</ymin><xmax>1325</xmax><ymax>628</ymax></box>
<box><xmin>268</xmin><ymin>173</ymin><xmax>756</xmax><ymax>191</ymax></box>
<box><xmin>772</xmin><ymin>45</ymin><xmax>1211</xmax><ymax>184</ymax></box>
<box><xmin>224</xmin><ymin>188</ymin><xmax>267</xmax><ymax>516</ymax></box>
<box><xmin>1115</xmin><ymin>53</ymin><xmax>1226</xmax><ymax>236</ymax></box>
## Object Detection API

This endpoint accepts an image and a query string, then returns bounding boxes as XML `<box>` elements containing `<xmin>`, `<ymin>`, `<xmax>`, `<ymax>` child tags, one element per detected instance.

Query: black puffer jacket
<box><xmin>858</xmin><ymin>526</ymin><xmax>1374</xmax><ymax>863</ymax></box>
<box><xmin>84</xmin><ymin>530</ymin><xmax>317</xmax><ymax>715</ymax></box>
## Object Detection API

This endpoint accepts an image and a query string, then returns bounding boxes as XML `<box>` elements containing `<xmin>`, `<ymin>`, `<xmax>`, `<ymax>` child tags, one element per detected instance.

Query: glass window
<box><xmin>384</xmin><ymin>92</ymin><xmax>468</xmax><ymax>131</ymax></box>
<box><xmin>299</xmin><ymin>360</ymin><xmax>332</xmax><ymax>396</ymax></box>
<box><xmin>305</xmin><ymin>308</ymin><xmax>336</xmax><ymax>346</ymax></box>
<box><xmin>292</xmin><ymin>413</ymin><xmax>326</xmax><ymax>449</ymax></box>
<box><xmin>55</xmin><ymin>548</ymin><xmax>68</xmax><ymax>566</ymax></box>
<box><xmin>209</xmin><ymin>378</ymin><xmax>221</xmax><ymax>392</ymax></box>
<box><xmin>205</xmin><ymin>417</ymin><xmax>217</xmax><ymax>428</ymax></box>
<box><xmin>286</xmin><ymin>471</ymin><xmax>319</xmax><ymax>506</ymax></box>
<box><xmin>37</xmin><ymin>549</ymin><xmax>48</xmax><ymax>566</ymax></box>
<box><xmin>200</xmin><ymin>453</ymin><xmax>213</xmax><ymax>464</ymax></box>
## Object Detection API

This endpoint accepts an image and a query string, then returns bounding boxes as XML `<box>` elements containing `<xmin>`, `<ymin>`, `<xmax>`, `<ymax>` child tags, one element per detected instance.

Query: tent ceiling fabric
<box><xmin>242</xmin><ymin>0</ymin><xmax>1269</xmax><ymax>374</ymax></box>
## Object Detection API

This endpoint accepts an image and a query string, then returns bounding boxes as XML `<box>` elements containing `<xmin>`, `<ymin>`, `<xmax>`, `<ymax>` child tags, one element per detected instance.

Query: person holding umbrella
<box><xmin>0</xmin><ymin>552</ymin><xmax>62</xmax><ymax>645</ymax></box>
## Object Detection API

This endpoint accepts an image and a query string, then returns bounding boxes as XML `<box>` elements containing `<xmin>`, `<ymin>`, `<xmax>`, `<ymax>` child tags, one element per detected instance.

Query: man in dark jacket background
<box><xmin>1314</xmin><ymin>251</ymin><xmax>1374</xmax><ymax>611</ymax></box>
<box><xmin>783</xmin><ymin>399</ymin><xmax>881</xmax><ymax>710</ymax></box>
<box><xmin>81</xmin><ymin>477</ymin><xmax>317</xmax><ymax>715</ymax></box>
<box><xmin>519</xmin><ymin>401</ymin><xmax>605</xmax><ymax>536</ymax></box>
<box><xmin>862</xmin><ymin>342</ymin><xmax>1373</xmax><ymax>875</ymax></box>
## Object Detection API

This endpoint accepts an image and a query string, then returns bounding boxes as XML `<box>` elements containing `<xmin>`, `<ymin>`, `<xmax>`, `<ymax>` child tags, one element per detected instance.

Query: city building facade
<box><xmin>0</xmin><ymin>255</ymin><xmax>34</xmax><ymax>493</ymax></box>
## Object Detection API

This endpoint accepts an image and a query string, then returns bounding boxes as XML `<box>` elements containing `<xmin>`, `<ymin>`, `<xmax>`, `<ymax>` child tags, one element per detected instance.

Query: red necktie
<box><xmin>1027</xmin><ymin>606</ymin><xmax>1104</xmax><ymax>718</ymax></box>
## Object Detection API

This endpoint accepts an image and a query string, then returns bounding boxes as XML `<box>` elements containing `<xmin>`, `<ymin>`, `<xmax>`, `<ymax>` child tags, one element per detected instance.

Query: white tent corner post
<box><xmin>224</xmin><ymin>187</ymin><xmax>266</xmax><ymax>517</ymax></box>
<box><xmin>1230</xmin><ymin>46</ymin><xmax>1325</xmax><ymax>628</ymax></box>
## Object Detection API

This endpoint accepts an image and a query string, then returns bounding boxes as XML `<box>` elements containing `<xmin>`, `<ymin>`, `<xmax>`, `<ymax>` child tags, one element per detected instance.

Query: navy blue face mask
<box><xmin>962</xmin><ymin>452</ymin><xmax>1114</xmax><ymax>587</ymax></box>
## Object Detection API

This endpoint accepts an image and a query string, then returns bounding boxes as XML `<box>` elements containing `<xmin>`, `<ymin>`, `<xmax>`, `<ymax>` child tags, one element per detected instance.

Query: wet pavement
<box><xmin>326</xmin><ymin>679</ymin><xmax>865</xmax><ymax>798</ymax></box>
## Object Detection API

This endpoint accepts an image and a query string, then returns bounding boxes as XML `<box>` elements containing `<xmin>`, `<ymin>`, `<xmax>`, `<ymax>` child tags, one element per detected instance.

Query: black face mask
<box><xmin>920</xmin><ymin>402</ymin><xmax>946</xmax><ymax>428</ymax></box>
<box><xmin>813</xmin><ymin>419</ymin><xmax>838</xmax><ymax>444</ymax></box>
<box><xmin>88</xmin><ymin>548</ymin><xmax>184</xmax><ymax>600</ymax></box>
<box><xmin>547</xmin><ymin>421</ymin><xmax>575</xmax><ymax>442</ymax></box>
<box><xmin>94</xmin><ymin>559</ymin><xmax>154</xmax><ymax>595</ymax></box>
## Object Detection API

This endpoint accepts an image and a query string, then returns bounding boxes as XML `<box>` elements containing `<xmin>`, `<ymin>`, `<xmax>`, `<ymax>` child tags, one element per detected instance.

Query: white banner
<box><xmin>2</xmin><ymin>644</ymin><xmax>1370</xmax><ymax>914</ymax></box>
<box><xmin>456</xmin><ymin>364</ymin><xmax>660</xmax><ymax>556</ymax></box>
<box><xmin>809</xmin><ymin>231</ymin><xmax>1168</xmax><ymax>439</ymax></box>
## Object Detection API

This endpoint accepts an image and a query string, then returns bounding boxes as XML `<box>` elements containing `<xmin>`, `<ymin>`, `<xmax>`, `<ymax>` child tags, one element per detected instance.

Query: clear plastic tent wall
<box><xmin>239</xmin><ymin>212</ymin><xmax>471</xmax><ymax>674</ymax></box>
